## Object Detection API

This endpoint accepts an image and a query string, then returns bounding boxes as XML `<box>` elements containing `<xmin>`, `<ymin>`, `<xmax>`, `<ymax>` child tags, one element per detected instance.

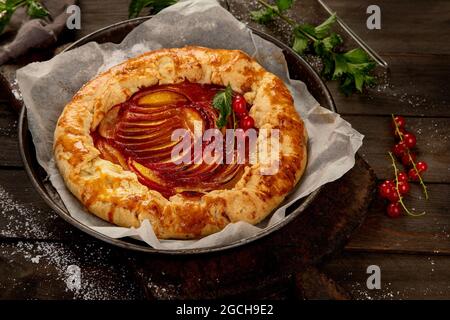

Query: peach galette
<box><xmin>54</xmin><ymin>46</ymin><xmax>307</xmax><ymax>239</ymax></box>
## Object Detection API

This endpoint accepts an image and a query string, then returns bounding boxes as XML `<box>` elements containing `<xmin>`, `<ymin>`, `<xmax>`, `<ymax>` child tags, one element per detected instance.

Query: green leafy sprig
<box><xmin>0</xmin><ymin>0</ymin><xmax>49</xmax><ymax>35</ymax></box>
<box><xmin>212</xmin><ymin>84</ymin><xmax>233</xmax><ymax>129</ymax></box>
<box><xmin>250</xmin><ymin>0</ymin><xmax>292</xmax><ymax>24</ymax></box>
<box><xmin>251</xmin><ymin>0</ymin><xmax>376</xmax><ymax>95</ymax></box>
<box><xmin>128</xmin><ymin>0</ymin><xmax>178</xmax><ymax>18</ymax></box>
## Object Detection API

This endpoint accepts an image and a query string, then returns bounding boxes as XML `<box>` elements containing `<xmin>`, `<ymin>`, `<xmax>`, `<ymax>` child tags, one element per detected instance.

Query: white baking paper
<box><xmin>16</xmin><ymin>0</ymin><xmax>363</xmax><ymax>250</ymax></box>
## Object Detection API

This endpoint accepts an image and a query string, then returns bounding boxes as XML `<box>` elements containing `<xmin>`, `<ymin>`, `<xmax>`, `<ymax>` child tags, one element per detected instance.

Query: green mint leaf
<box><xmin>26</xmin><ymin>0</ymin><xmax>49</xmax><ymax>19</ymax></box>
<box><xmin>292</xmin><ymin>32</ymin><xmax>309</xmax><ymax>54</ymax></box>
<box><xmin>343</xmin><ymin>48</ymin><xmax>372</xmax><ymax>63</ymax></box>
<box><xmin>4</xmin><ymin>0</ymin><xmax>18</xmax><ymax>10</ymax></box>
<box><xmin>250</xmin><ymin>6</ymin><xmax>276</xmax><ymax>24</ymax></box>
<box><xmin>311</xmin><ymin>42</ymin><xmax>332</xmax><ymax>78</ymax></box>
<box><xmin>339</xmin><ymin>76</ymin><xmax>354</xmax><ymax>96</ymax></box>
<box><xmin>296</xmin><ymin>23</ymin><xmax>317</xmax><ymax>38</ymax></box>
<box><xmin>332</xmin><ymin>53</ymin><xmax>348</xmax><ymax>78</ymax></box>
<box><xmin>212</xmin><ymin>84</ymin><xmax>233</xmax><ymax>129</ymax></box>
<box><xmin>321</xmin><ymin>33</ymin><xmax>342</xmax><ymax>51</ymax></box>
<box><xmin>333</xmin><ymin>50</ymin><xmax>376</xmax><ymax>95</ymax></box>
<box><xmin>314</xmin><ymin>13</ymin><xmax>336</xmax><ymax>39</ymax></box>
<box><xmin>150</xmin><ymin>0</ymin><xmax>177</xmax><ymax>12</ymax></box>
<box><xmin>248</xmin><ymin>3</ymin><xmax>377</xmax><ymax>96</ymax></box>
<box><xmin>321</xmin><ymin>54</ymin><xmax>335</xmax><ymax>79</ymax></box>
<box><xmin>128</xmin><ymin>0</ymin><xmax>145</xmax><ymax>18</ymax></box>
<box><xmin>128</xmin><ymin>0</ymin><xmax>177</xmax><ymax>18</ymax></box>
<box><xmin>276</xmin><ymin>0</ymin><xmax>293</xmax><ymax>12</ymax></box>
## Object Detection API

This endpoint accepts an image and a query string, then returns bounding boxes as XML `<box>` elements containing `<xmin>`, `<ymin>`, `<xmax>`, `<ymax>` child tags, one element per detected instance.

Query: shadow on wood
<box><xmin>131</xmin><ymin>156</ymin><xmax>376</xmax><ymax>299</ymax></box>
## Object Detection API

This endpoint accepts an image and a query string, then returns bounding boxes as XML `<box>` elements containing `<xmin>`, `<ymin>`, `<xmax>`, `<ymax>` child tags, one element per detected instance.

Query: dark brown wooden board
<box><xmin>323</xmin><ymin>252</ymin><xmax>450</xmax><ymax>300</ymax></box>
<box><xmin>329</xmin><ymin>0</ymin><xmax>450</xmax><ymax>55</ymax></box>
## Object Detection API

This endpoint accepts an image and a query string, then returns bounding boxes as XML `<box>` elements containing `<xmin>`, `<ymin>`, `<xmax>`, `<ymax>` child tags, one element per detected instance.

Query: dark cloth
<box><xmin>0</xmin><ymin>0</ymin><xmax>76</xmax><ymax>65</ymax></box>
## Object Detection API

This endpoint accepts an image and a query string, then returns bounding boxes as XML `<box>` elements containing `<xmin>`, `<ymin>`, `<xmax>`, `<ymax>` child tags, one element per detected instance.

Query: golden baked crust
<box><xmin>53</xmin><ymin>46</ymin><xmax>308</xmax><ymax>239</ymax></box>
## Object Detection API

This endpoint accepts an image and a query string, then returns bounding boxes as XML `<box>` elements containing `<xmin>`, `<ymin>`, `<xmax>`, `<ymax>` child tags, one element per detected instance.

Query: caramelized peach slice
<box><xmin>95</xmin><ymin>139</ymin><xmax>127</xmax><ymax>169</ymax></box>
<box><xmin>130</xmin><ymin>160</ymin><xmax>164</xmax><ymax>185</ymax></box>
<box><xmin>138</xmin><ymin>91</ymin><xmax>187</xmax><ymax>106</ymax></box>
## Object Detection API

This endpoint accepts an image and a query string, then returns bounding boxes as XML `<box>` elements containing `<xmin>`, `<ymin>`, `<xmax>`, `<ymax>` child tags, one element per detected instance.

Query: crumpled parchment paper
<box><xmin>16</xmin><ymin>0</ymin><xmax>363</xmax><ymax>250</ymax></box>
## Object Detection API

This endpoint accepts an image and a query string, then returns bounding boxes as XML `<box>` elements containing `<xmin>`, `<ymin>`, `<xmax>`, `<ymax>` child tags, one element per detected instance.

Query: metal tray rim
<box><xmin>18</xmin><ymin>16</ymin><xmax>336</xmax><ymax>254</ymax></box>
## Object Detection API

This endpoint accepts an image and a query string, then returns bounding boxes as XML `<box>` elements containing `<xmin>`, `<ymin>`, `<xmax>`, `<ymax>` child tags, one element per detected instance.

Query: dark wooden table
<box><xmin>0</xmin><ymin>0</ymin><xmax>449</xmax><ymax>300</ymax></box>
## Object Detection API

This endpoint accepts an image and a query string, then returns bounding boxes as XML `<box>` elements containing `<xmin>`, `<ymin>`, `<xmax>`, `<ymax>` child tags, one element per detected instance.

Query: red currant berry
<box><xmin>240</xmin><ymin>115</ymin><xmax>255</xmax><ymax>131</ymax></box>
<box><xmin>394</xmin><ymin>127</ymin><xmax>406</xmax><ymax>139</ymax></box>
<box><xmin>403</xmin><ymin>132</ymin><xmax>417</xmax><ymax>148</ymax></box>
<box><xmin>416</xmin><ymin>161</ymin><xmax>428</xmax><ymax>173</ymax></box>
<box><xmin>232</xmin><ymin>95</ymin><xmax>247</xmax><ymax>115</ymax></box>
<box><xmin>397</xmin><ymin>181</ymin><xmax>410</xmax><ymax>195</ymax></box>
<box><xmin>379</xmin><ymin>182</ymin><xmax>392</xmax><ymax>198</ymax></box>
<box><xmin>392</xmin><ymin>116</ymin><xmax>406</xmax><ymax>129</ymax></box>
<box><xmin>387</xmin><ymin>202</ymin><xmax>402</xmax><ymax>218</ymax></box>
<box><xmin>392</xmin><ymin>142</ymin><xmax>407</xmax><ymax>158</ymax></box>
<box><xmin>401</xmin><ymin>152</ymin><xmax>416</xmax><ymax>167</ymax></box>
<box><xmin>387</xmin><ymin>188</ymin><xmax>400</xmax><ymax>202</ymax></box>
<box><xmin>397</xmin><ymin>172</ymin><xmax>408</xmax><ymax>183</ymax></box>
<box><xmin>408</xmin><ymin>168</ymin><xmax>419</xmax><ymax>181</ymax></box>
<box><xmin>384</xmin><ymin>180</ymin><xmax>395</xmax><ymax>187</ymax></box>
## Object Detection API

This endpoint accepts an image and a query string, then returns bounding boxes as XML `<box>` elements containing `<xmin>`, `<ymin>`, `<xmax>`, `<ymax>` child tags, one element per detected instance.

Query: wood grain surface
<box><xmin>0</xmin><ymin>0</ymin><xmax>449</xmax><ymax>299</ymax></box>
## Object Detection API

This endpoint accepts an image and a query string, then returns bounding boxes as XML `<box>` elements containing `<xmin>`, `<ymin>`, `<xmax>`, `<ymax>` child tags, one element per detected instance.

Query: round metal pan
<box><xmin>18</xmin><ymin>17</ymin><xmax>336</xmax><ymax>254</ymax></box>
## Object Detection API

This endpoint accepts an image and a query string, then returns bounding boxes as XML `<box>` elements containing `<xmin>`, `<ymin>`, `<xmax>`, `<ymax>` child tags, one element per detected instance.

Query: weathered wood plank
<box><xmin>0</xmin><ymin>240</ymin><xmax>143</xmax><ymax>299</ymax></box>
<box><xmin>0</xmin><ymin>169</ymin><xmax>84</xmax><ymax>241</ymax></box>
<box><xmin>331</xmin><ymin>53</ymin><xmax>450</xmax><ymax>117</ymax></box>
<box><xmin>76</xmin><ymin>0</ymin><xmax>228</xmax><ymax>37</ymax></box>
<box><xmin>0</xmin><ymin>102</ymin><xmax>21</xmax><ymax>167</ymax></box>
<box><xmin>229</xmin><ymin>1</ymin><xmax>450</xmax><ymax>117</ymax></box>
<box><xmin>329</xmin><ymin>0</ymin><xmax>450</xmax><ymax>55</ymax></box>
<box><xmin>229</xmin><ymin>0</ymin><xmax>450</xmax><ymax>55</ymax></box>
<box><xmin>346</xmin><ymin>183</ymin><xmax>450</xmax><ymax>254</ymax></box>
<box><xmin>323</xmin><ymin>252</ymin><xmax>450</xmax><ymax>299</ymax></box>
<box><xmin>344</xmin><ymin>115</ymin><xmax>450</xmax><ymax>183</ymax></box>
<box><xmin>76</xmin><ymin>0</ymin><xmax>129</xmax><ymax>37</ymax></box>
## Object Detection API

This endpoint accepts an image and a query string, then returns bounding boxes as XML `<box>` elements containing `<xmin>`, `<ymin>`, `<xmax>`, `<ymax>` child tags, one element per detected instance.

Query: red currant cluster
<box><xmin>232</xmin><ymin>95</ymin><xmax>255</xmax><ymax>130</ymax></box>
<box><xmin>391</xmin><ymin>116</ymin><xmax>428</xmax><ymax>180</ymax></box>
<box><xmin>378</xmin><ymin>115</ymin><xmax>429</xmax><ymax>218</ymax></box>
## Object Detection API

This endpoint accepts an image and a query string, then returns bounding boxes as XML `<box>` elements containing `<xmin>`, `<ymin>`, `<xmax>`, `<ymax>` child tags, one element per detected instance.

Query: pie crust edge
<box><xmin>53</xmin><ymin>46</ymin><xmax>308</xmax><ymax>239</ymax></box>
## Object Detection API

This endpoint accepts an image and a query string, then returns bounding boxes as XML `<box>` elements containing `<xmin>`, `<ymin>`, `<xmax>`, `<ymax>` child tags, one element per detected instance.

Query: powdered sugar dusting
<box><xmin>349</xmin><ymin>281</ymin><xmax>403</xmax><ymax>300</ymax></box>
<box><xmin>3</xmin><ymin>241</ymin><xmax>140</xmax><ymax>300</ymax></box>
<box><xmin>0</xmin><ymin>185</ymin><xmax>58</xmax><ymax>239</ymax></box>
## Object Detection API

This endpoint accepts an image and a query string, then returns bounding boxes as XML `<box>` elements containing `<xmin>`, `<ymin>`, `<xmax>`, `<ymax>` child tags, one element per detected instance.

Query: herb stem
<box><xmin>256</xmin><ymin>0</ymin><xmax>317</xmax><ymax>41</ymax></box>
<box><xmin>256</xmin><ymin>0</ymin><xmax>295</xmax><ymax>25</ymax></box>
<box><xmin>12</xmin><ymin>0</ymin><xmax>27</xmax><ymax>10</ymax></box>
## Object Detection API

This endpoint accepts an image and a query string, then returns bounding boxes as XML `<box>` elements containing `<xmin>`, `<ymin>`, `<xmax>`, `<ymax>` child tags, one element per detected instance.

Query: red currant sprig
<box><xmin>378</xmin><ymin>153</ymin><xmax>425</xmax><ymax>218</ymax></box>
<box><xmin>392</xmin><ymin>114</ymin><xmax>429</xmax><ymax>200</ymax></box>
